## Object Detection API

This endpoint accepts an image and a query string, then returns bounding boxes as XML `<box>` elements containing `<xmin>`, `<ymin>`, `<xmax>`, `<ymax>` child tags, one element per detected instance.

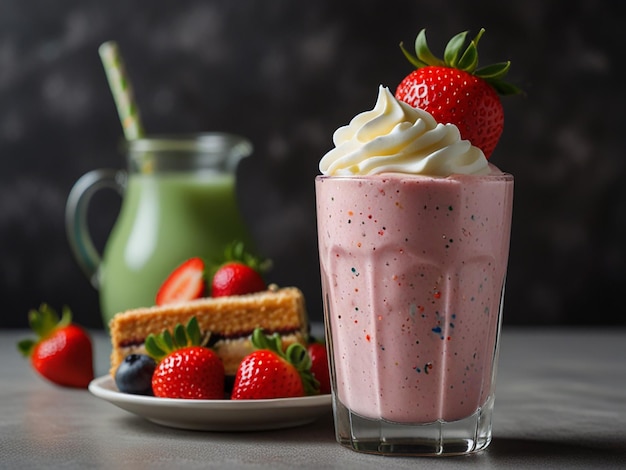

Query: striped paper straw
<box><xmin>98</xmin><ymin>41</ymin><xmax>145</xmax><ymax>141</ymax></box>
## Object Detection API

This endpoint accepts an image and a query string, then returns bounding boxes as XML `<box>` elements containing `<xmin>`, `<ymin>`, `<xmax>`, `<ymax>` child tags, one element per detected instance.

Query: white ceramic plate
<box><xmin>89</xmin><ymin>375</ymin><xmax>332</xmax><ymax>431</ymax></box>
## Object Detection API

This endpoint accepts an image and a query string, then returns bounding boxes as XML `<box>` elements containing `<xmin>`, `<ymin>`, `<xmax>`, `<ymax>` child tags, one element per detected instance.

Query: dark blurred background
<box><xmin>1</xmin><ymin>0</ymin><xmax>624</xmax><ymax>329</ymax></box>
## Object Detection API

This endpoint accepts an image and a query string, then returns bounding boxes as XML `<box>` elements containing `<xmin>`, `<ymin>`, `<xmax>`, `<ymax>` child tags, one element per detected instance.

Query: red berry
<box><xmin>307</xmin><ymin>342</ymin><xmax>331</xmax><ymax>394</ymax></box>
<box><xmin>231</xmin><ymin>328</ymin><xmax>319</xmax><ymax>400</ymax></box>
<box><xmin>211</xmin><ymin>262</ymin><xmax>266</xmax><ymax>297</ymax></box>
<box><xmin>394</xmin><ymin>28</ymin><xmax>520</xmax><ymax>159</ymax></box>
<box><xmin>231</xmin><ymin>349</ymin><xmax>304</xmax><ymax>400</ymax></box>
<box><xmin>18</xmin><ymin>305</ymin><xmax>94</xmax><ymax>388</ymax></box>
<box><xmin>396</xmin><ymin>66</ymin><xmax>504</xmax><ymax>158</ymax></box>
<box><xmin>145</xmin><ymin>317</ymin><xmax>225</xmax><ymax>399</ymax></box>
<box><xmin>156</xmin><ymin>257</ymin><xmax>206</xmax><ymax>306</ymax></box>
<box><xmin>152</xmin><ymin>346</ymin><xmax>225</xmax><ymax>399</ymax></box>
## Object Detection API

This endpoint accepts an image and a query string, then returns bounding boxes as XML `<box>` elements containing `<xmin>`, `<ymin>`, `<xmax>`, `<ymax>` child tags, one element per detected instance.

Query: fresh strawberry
<box><xmin>146</xmin><ymin>317</ymin><xmax>225</xmax><ymax>399</ymax></box>
<box><xmin>156</xmin><ymin>257</ymin><xmax>205</xmax><ymax>306</ymax></box>
<box><xmin>17</xmin><ymin>304</ymin><xmax>94</xmax><ymax>388</ymax></box>
<box><xmin>231</xmin><ymin>328</ymin><xmax>319</xmax><ymax>400</ymax></box>
<box><xmin>210</xmin><ymin>241</ymin><xmax>270</xmax><ymax>297</ymax></box>
<box><xmin>211</xmin><ymin>262</ymin><xmax>266</xmax><ymax>297</ymax></box>
<box><xmin>395</xmin><ymin>28</ymin><xmax>521</xmax><ymax>159</ymax></box>
<box><xmin>152</xmin><ymin>346</ymin><xmax>224</xmax><ymax>399</ymax></box>
<box><xmin>307</xmin><ymin>341</ymin><xmax>331</xmax><ymax>395</ymax></box>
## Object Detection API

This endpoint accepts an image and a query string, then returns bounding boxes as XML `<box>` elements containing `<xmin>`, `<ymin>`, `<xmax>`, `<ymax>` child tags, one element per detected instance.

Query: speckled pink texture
<box><xmin>316</xmin><ymin>170</ymin><xmax>513</xmax><ymax>423</ymax></box>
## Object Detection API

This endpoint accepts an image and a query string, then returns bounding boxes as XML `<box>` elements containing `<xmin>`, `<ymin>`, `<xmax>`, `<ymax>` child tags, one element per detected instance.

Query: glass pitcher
<box><xmin>66</xmin><ymin>133</ymin><xmax>254</xmax><ymax>327</ymax></box>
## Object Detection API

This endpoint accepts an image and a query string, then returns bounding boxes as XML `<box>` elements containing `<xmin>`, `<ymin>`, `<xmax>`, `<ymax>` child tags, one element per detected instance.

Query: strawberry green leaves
<box><xmin>145</xmin><ymin>316</ymin><xmax>205</xmax><ymax>361</ymax></box>
<box><xmin>400</xmin><ymin>28</ymin><xmax>521</xmax><ymax>96</ymax></box>
<box><xmin>17</xmin><ymin>304</ymin><xmax>72</xmax><ymax>357</ymax></box>
<box><xmin>220</xmin><ymin>240</ymin><xmax>272</xmax><ymax>276</ymax></box>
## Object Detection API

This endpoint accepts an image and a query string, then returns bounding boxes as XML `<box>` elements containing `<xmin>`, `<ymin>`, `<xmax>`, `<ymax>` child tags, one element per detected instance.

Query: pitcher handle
<box><xmin>65</xmin><ymin>169</ymin><xmax>126</xmax><ymax>289</ymax></box>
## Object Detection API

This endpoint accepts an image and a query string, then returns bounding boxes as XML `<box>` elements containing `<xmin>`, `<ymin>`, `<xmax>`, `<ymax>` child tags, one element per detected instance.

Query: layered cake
<box><xmin>109</xmin><ymin>286</ymin><xmax>308</xmax><ymax>376</ymax></box>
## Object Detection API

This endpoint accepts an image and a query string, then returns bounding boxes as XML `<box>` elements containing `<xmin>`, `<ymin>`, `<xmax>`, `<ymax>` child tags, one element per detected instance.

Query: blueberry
<box><xmin>115</xmin><ymin>354</ymin><xmax>156</xmax><ymax>395</ymax></box>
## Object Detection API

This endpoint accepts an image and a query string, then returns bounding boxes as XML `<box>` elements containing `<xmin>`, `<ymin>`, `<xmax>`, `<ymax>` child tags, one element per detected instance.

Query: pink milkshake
<box><xmin>317</xmin><ymin>170</ymin><xmax>512</xmax><ymax>418</ymax></box>
<box><xmin>316</xmin><ymin>85</ymin><xmax>514</xmax><ymax>455</ymax></box>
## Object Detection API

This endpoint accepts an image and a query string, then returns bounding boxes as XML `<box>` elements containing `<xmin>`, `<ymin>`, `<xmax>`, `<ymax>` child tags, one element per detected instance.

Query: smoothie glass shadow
<box><xmin>315</xmin><ymin>171</ymin><xmax>513</xmax><ymax>456</ymax></box>
<box><xmin>66</xmin><ymin>133</ymin><xmax>254</xmax><ymax>327</ymax></box>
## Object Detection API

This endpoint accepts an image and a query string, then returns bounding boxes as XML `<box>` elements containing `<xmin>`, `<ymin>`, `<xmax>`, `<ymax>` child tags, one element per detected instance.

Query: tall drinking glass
<box><xmin>316</xmin><ymin>171</ymin><xmax>513</xmax><ymax>455</ymax></box>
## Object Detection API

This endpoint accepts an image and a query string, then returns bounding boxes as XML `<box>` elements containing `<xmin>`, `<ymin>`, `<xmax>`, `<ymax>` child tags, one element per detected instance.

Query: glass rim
<box><xmin>125</xmin><ymin>132</ymin><xmax>253</xmax><ymax>156</ymax></box>
<box><xmin>315</xmin><ymin>171</ymin><xmax>514</xmax><ymax>182</ymax></box>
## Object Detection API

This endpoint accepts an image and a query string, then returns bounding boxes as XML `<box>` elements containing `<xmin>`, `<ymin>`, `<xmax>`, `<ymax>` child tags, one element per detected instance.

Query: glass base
<box><xmin>332</xmin><ymin>394</ymin><xmax>495</xmax><ymax>456</ymax></box>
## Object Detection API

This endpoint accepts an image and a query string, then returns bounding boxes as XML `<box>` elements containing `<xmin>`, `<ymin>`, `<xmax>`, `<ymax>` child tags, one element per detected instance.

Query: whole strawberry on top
<box><xmin>231</xmin><ymin>328</ymin><xmax>319</xmax><ymax>400</ymax></box>
<box><xmin>395</xmin><ymin>28</ymin><xmax>521</xmax><ymax>159</ymax></box>
<box><xmin>210</xmin><ymin>241</ymin><xmax>271</xmax><ymax>298</ymax></box>
<box><xmin>17</xmin><ymin>304</ymin><xmax>94</xmax><ymax>388</ymax></box>
<box><xmin>146</xmin><ymin>316</ymin><xmax>225</xmax><ymax>399</ymax></box>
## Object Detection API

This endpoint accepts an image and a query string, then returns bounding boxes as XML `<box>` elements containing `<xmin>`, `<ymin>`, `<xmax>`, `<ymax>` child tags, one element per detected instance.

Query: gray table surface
<box><xmin>2</xmin><ymin>327</ymin><xmax>625</xmax><ymax>469</ymax></box>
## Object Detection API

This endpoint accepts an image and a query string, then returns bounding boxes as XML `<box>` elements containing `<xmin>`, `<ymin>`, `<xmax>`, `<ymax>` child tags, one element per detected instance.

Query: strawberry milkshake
<box><xmin>316</xmin><ymin>81</ymin><xmax>514</xmax><ymax>454</ymax></box>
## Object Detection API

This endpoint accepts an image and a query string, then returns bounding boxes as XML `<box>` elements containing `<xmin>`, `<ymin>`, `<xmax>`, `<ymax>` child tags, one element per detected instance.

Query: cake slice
<box><xmin>109</xmin><ymin>286</ymin><xmax>308</xmax><ymax>376</ymax></box>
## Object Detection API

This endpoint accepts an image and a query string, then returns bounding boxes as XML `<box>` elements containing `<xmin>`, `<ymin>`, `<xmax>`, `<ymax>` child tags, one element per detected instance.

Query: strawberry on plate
<box><xmin>231</xmin><ymin>328</ymin><xmax>320</xmax><ymax>400</ymax></box>
<box><xmin>17</xmin><ymin>304</ymin><xmax>94</xmax><ymax>388</ymax></box>
<box><xmin>211</xmin><ymin>262</ymin><xmax>266</xmax><ymax>297</ymax></box>
<box><xmin>155</xmin><ymin>257</ymin><xmax>206</xmax><ymax>306</ymax></box>
<box><xmin>145</xmin><ymin>316</ymin><xmax>225</xmax><ymax>399</ymax></box>
<box><xmin>307</xmin><ymin>341</ymin><xmax>331</xmax><ymax>395</ymax></box>
<box><xmin>210</xmin><ymin>241</ymin><xmax>271</xmax><ymax>298</ymax></box>
<box><xmin>395</xmin><ymin>28</ymin><xmax>521</xmax><ymax>159</ymax></box>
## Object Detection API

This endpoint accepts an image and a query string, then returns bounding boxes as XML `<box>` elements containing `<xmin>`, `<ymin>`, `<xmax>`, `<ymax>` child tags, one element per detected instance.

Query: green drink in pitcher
<box><xmin>66</xmin><ymin>133</ymin><xmax>254</xmax><ymax>327</ymax></box>
<box><xmin>100</xmin><ymin>171</ymin><xmax>253</xmax><ymax>320</ymax></box>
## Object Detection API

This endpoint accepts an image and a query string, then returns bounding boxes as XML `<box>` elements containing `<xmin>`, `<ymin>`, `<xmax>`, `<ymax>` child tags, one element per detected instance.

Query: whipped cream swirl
<box><xmin>319</xmin><ymin>85</ymin><xmax>489</xmax><ymax>177</ymax></box>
